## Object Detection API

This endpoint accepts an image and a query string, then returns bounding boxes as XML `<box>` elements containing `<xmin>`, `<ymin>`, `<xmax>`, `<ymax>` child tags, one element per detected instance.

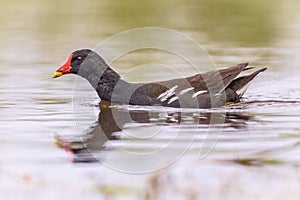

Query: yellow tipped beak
<box><xmin>52</xmin><ymin>71</ymin><xmax>63</xmax><ymax>78</ymax></box>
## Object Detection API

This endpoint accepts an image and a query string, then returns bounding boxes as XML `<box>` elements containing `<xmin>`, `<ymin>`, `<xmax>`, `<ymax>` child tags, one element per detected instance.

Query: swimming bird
<box><xmin>53</xmin><ymin>49</ymin><xmax>267</xmax><ymax>108</ymax></box>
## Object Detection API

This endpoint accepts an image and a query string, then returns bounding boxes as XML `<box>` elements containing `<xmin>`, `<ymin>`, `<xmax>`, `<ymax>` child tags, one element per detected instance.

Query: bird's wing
<box><xmin>185</xmin><ymin>63</ymin><xmax>249</xmax><ymax>92</ymax></box>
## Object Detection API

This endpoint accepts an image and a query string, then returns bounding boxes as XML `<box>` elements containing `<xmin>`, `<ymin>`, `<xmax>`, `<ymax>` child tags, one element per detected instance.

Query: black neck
<box><xmin>95</xmin><ymin>67</ymin><xmax>131</xmax><ymax>102</ymax></box>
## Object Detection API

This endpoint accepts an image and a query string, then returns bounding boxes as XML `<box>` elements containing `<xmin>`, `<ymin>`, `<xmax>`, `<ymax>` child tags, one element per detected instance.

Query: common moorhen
<box><xmin>53</xmin><ymin>49</ymin><xmax>267</xmax><ymax>108</ymax></box>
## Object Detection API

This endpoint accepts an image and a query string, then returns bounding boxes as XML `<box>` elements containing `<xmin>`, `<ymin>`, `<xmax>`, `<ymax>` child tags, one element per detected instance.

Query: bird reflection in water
<box><xmin>55</xmin><ymin>105</ymin><xmax>253</xmax><ymax>163</ymax></box>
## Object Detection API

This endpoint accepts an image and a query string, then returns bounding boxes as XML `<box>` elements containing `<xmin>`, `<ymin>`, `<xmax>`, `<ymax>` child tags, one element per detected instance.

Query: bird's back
<box><xmin>128</xmin><ymin>63</ymin><xmax>266</xmax><ymax>108</ymax></box>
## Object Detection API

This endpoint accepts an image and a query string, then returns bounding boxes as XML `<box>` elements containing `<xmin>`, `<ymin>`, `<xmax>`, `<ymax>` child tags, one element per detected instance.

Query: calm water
<box><xmin>1</xmin><ymin>0</ymin><xmax>300</xmax><ymax>199</ymax></box>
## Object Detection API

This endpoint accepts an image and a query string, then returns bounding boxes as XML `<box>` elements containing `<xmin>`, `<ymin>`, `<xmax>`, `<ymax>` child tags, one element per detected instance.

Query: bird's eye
<box><xmin>77</xmin><ymin>56</ymin><xmax>82</xmax><ymax>60</ymax></box>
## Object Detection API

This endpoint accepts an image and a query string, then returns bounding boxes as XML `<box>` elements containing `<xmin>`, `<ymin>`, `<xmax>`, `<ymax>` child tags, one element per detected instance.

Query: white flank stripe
<box><xmin>168</xmin><ymin>96</ymin><xmax>179</xmax><ymax>104</ymax></box>
<box><xmin>179</xmin><ymin>87</ymin><xmax>194</xmax><ymax>95</ymax></box>
<box><xmin>192</xmin><ymin>90</ymin><xmax>207</xmax><ymax>98</ymax></box>
<box><xmin>214</xmin><ymin>93</ymin><xmax>222</xmax><ymax>97</ymax></box>
<box><xmin>157</xmin><ymin>85</ymin><xmax>178</xmax><ymax>102</ymax></box>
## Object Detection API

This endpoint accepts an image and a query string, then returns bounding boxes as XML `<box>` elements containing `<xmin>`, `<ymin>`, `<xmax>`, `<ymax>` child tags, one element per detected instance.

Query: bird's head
<box><xmin>52</xmin><ymin>49</ymin><xmax>107</xmax><ymax>78</ymax></box>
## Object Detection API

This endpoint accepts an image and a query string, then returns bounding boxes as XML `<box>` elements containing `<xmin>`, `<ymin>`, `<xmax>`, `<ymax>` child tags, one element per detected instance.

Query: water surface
<box><xmin>1</xmin><ymin>0</ymin><xmax>300</xmax><ymax>199</ymax></box>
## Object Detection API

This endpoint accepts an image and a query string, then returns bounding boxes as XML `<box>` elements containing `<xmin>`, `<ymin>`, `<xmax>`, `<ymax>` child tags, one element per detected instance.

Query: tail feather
<box><xmin>218</xmin><ymin>63</ymin><xmax>249</xmax><ymax>91</ymax></box>
<box><xmin>228</xmin><ymin>67</ymin><xmax>267</xmax><ymax>97</ymax></box>
<box><xmin>244</xmin><ymin>67</ymin><xmax>255</xmax><ymax>71</ymax></box>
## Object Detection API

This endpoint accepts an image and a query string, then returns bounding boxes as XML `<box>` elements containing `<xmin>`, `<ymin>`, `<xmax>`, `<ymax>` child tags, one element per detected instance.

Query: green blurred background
<box><xmin>1</xmin><ymin>0</ymin><xmax>299</xmax><ymax>51</ymax></box>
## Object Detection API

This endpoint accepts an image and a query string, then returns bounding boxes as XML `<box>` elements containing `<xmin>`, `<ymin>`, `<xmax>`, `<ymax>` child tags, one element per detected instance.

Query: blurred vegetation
<box><xmin>0</xmin><ymin>0</ymin><xmax>296</xmax><ymax>47</ymax></box>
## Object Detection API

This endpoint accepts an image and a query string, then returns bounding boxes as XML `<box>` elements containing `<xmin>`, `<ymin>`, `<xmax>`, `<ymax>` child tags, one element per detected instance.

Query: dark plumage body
<box><xmin>53</xmin><ymin>49</ymin><xmax>267</xmax><ymax>108</ymax></box>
